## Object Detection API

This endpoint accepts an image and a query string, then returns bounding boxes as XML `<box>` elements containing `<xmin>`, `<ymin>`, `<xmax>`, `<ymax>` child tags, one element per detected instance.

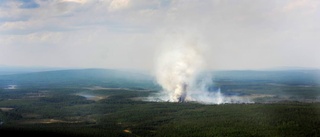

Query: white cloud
<box><xmin>283</xmin><ymin>0</ymin><xmax>320</xmax><ymax>13</ymax></box>
<box><xmin>109</xmin><ymin>0</ymin><xmax>130</xmax><ymax>11</ymax></box>
<box><xmin>0</xmin><ymin>0</ymin><xmax>320</xmax><ymax>70</ymax></box>
<box><xmin>60</xmin><ymin>0</ymin><xmax>87</xmax><ymax>4</ymax></box>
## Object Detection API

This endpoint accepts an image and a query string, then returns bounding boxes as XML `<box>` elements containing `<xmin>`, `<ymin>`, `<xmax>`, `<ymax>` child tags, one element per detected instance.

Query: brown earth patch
<box><xmin>0</xmin><ymin>107</ymin><xmax>14</xmax><ymax>112</ymax></box>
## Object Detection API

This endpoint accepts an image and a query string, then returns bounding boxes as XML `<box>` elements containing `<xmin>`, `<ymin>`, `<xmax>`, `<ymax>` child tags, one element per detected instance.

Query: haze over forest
<box><xmin>1</xmin><ymin>0</ymin><xmax>320</xmax><ymax>71</ymax></box>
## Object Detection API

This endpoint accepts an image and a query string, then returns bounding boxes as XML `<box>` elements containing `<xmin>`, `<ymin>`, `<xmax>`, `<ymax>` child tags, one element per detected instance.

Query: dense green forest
<box><xmin>0</xmin><ymin>69</ymin><xmax>320</xmax><ymax>136</ymax></box>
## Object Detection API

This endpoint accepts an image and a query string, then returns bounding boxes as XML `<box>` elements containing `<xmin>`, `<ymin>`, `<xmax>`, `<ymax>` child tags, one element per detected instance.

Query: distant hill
<box><xmin>1</xmin><ymin>68</ymin><xmax>319</xmax><ymax>91</ymax></box>
<box><xmin>264</xmin><ymin>66</ymin><xmax>320</xmax><ymax>71</ymax></box>
<box><xmin>213</xmin><ymin>70</ymin><xmax>320</xmax><ymax>85</ymax></box>
<box><xmin>0</xmin><ymin>69</ymin><xmax>159</xmax><ymax>90</ymax></box>
<box><xmin>0</xmin><ymin>66</ymin><xmax>67</xmax><ymax>75</ymax></box>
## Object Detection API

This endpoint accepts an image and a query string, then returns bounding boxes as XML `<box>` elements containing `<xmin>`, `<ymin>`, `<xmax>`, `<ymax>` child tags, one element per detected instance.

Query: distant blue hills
<box><xmin>0</xmin><ymin>65</ymin><xmax>68</xmax><ymax>75</ymax></box>
<box><xmin>0</xmin><ymin>66</ymin><xmax>319</xmax><ymax>90</ymax></box>
<box><xmin>0</xmin><ymin>68</ymin><xmax>159</xmax><ymax>90</ymax></box>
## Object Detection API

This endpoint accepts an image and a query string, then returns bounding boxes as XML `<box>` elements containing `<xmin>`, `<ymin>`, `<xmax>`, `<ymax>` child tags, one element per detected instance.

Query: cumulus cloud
<box><xmin>109</xmin><ymin>0</ymin><xmax>130</xmax><ymax>11</ymax></box>
<box><xmin>0</xmin><ymin>0</ymin><xmax>319</xmax><ymax>70</ymax></box>
<box><xmin>60</xmin><ymin>0</ymin><xmax>87</xmax><ymax>4</ymax></box>
<box><xmin>283</xmin><ymin>0</ymin><xmax>320</xmax><ymax>13</ymax></box>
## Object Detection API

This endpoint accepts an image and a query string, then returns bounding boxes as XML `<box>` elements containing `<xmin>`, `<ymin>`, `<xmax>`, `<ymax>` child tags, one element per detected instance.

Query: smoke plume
<box><xmin>154</xmin><ymin>34</ymin><xmax>204</xmax><ymax>102</ymax></box>
<box><xmin>150</xmin><ymin>32</ymin><xmax>253</xmax><ymax>104</ymax></box>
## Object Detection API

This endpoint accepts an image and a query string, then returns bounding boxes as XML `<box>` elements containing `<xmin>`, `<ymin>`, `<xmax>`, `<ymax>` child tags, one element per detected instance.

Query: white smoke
<box><xmin>149</xmin><ymin>31</ymin><xmax>253</xmax><ymax>104</ymax></box>
<box><xmin>155</xmin><ymin>36</ymin><xmax>204</xmax><ymax>102</ymax></box>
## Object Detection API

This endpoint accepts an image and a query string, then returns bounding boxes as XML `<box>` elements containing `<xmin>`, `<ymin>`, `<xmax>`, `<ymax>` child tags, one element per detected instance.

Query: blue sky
<box><xmin>0</xmin><ymin>0</ymin><xmax>320</xmax><ymax>70</ymax></box>
<box><xmin>18</xmin><ymin>0</ymin><xmax>40</xmax><ymax>9</ymax></box>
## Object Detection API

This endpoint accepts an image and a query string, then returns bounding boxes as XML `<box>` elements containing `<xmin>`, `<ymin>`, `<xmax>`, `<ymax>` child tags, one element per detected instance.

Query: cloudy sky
<box><xmin>0</xmin><ymin>0</ymin><xmax>319</xmax><ymax>70</ymax></box>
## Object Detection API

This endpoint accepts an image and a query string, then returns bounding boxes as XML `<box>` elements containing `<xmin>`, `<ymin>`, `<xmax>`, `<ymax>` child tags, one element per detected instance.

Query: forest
<box><xmin>0</xmin><ymin>69</ymin><xmax>320</xmax><ymax>137</ymax></box>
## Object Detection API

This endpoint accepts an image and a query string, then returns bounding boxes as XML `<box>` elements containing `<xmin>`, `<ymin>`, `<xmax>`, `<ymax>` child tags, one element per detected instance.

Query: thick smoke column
<box><xmin>155</xmin><ymin>34</ymin><xmax>205</xmax><ymax>102</ymax></box>
<box><xmin>151</xmin><ymin>32</ymin><xmax>253</xmax><ymax>104</ymax></box>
